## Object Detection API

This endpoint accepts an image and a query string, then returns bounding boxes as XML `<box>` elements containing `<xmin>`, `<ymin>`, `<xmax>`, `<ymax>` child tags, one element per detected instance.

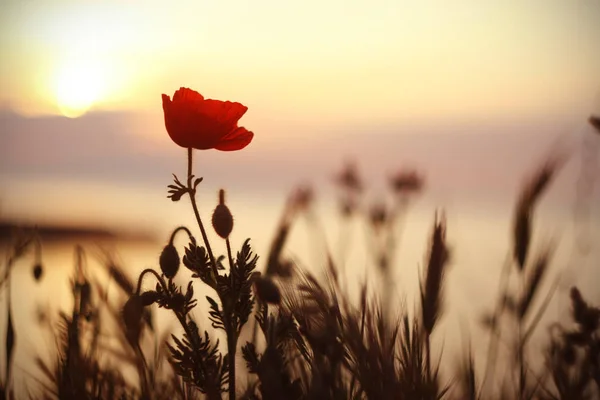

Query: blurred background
<box><xmin>1</xmin><ymin>0</ymin><xmax>600</xmax><ymax>394</ymax></box>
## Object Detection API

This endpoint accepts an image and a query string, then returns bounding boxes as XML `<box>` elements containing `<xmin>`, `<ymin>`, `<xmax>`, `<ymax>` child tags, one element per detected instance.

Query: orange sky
<box><xmin>1</xmin><ymin>1</ymin><xmax>599</xmax><ymax>122</ymax></box>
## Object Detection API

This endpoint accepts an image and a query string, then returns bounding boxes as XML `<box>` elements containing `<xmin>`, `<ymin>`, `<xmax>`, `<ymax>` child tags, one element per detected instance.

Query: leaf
<box><xmin>183</xmin><ymin>243</ymin><xmax>215</xmax><ymax>288</ymax></box>
<box><xmin>166</xmin><ymin>325</ymin><xmax>225</xmax><ymax>394</ymax></box>
<box><xmin>242</xmin><ymin>342</ymin><xmax>261</xmax><ymax>374</ymax></box>
<box><xmin>206</xmin><ymin>296</ymin><xmax>219</xmax><ymax>310</ymax></box>
<box><xmin>216</xmin><ymin>255</ymin><xmax>226</xmax><ymax>270</ymax></box>
<box><xmin>232</xmin><ymin>239</ymin><xmax>259</xmax><ymax>330</ymax></box>
<box><xmin>206</xmin><ymin>296</ymin><xmax>225</xmax><ymax>331</ymax></box>
<box><xmin>167</xmin><ymin>174</ymin><xmax>188</xmax><ymax>202</ymax></box>
<box><xmin>167</xmin><ymin>186</ymin><xmax>187</xmax><ymax>202</ymax></box>
<box><xmin>518</xmin><ymin>246</ymin><xmax>552</xmax><ymax>320</ymax></box>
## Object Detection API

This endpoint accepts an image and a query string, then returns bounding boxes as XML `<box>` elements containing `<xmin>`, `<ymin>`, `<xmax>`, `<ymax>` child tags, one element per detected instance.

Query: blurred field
<box><xmin>1</xmin><ymin>114</ymin><xmax>599</xmax><ymax>398</ymax></box>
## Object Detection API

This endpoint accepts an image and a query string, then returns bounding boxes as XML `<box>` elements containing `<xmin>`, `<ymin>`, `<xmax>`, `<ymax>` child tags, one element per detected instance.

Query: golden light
<box><xmin>53</xmin><ymin>59</ymin><xmax>106</xmax><ymax>118</ymax></box>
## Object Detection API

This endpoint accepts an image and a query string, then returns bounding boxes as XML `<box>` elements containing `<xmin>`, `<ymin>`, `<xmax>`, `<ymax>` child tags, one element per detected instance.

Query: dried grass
<box><xmin>2</xmin><ymin>144</ymin><xmax>598</xmax><ymax>400</ymax></box>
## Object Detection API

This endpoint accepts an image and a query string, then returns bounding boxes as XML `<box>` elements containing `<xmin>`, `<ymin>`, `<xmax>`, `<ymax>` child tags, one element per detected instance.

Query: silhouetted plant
<box><xmin>541</xmin><ymin>287</ymin><xmax>600</xmax><ymax>399</ymax></box>
<box><xmin>3</xmin><ymin>90</ymin><xmax>599</xmax><ymax>400</ymax></box>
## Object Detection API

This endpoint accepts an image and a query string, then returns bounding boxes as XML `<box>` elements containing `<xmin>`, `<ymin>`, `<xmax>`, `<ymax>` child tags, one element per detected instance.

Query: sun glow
<box><xmin>53</xmin><ymin>59</ymin><xmax>107</xmax><ymax>118</ymax></box>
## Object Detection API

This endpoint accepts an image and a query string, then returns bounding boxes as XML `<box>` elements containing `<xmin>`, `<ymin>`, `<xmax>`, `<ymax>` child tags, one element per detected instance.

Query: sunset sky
<box><xmin>1</xmin><ymin>0</ymin><xmax>599</xmax><ymax>123</ymax></box>
<box><xmin>1</xmin><ymin>0</ymin><xmax>600</xmax><ymax>231</ymax></box>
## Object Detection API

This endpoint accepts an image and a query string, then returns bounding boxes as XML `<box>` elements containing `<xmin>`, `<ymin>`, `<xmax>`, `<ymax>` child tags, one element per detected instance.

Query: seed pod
<box><xmin>160</xmin><ymin>244</ymin><xmax>180</xmax><ymax>279</ymax></box>
<box><xmin>212</xmin><ymin>189</ymin><xmax>234</xmax><ymax>239</ymax></box>
<box><xmin>123</xmin><ymin>295</ymin><xmax>144</xmax><ymax>342</ymax></box>
<box><xmin>32</xmin><ymin>263</ymin><xmax>43</xmax><ymax>281</ymax></box>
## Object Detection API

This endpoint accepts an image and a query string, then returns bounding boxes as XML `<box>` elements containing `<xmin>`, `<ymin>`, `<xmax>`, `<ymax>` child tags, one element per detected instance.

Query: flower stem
<box><xmin>225</xmin><ymin>238</ymin><xmax>237</xmax><ymax>400</ymax></box>
<box><xmin>226</xmin><ymin>238</ymin><xmax>235</xmax><ymax>286</ymax></box>
<box><xmin>135</xmin><ymin>268</ymin><xmax>169</xmax><ymax>294</ymax></box>
<box><xmin>227</xmin><ymin>332</ymin><xmax>237</xmax><ymax>400</ymax></box>
<box><xmin>185</xmin><ymin>148</ymin><xmax>235</xmax><ymax>398</ymax></box>
<box><xmin>169</xmin><ymin>226</ymin><xmax>194</xmax><ymax>245</ymax></box>
<box><xmin>186</xmin><ymin>148</ymin><xmax>217</xmax><ymax>272</ymax></box>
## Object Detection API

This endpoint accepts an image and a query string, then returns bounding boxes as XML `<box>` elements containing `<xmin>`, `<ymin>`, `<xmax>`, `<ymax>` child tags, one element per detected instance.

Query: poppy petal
<box><xmin>222</xmin><ymin>101</ymin><xmax>248</xmax><ymax>124</ymax></box>
<box><xmin>200</xmin><ymin>99</ymin><xmax>248</xmax><ymax>125</ymax></box>
<box><xmin>162</xmin><ymin>94</ymin><xmax>172</xmax><ymax>110</ymax></box>
<box><xmin>215</xmin><ymin>127</ymin><xmax>254</xmax><ymax>151</ymax></box>
<box><xmin>162</xmin><ymin>87</ymin><xmax>253</xmax><ymax>151</ymax></box>
<box><xmin>173</xmin><ymin>87</ymin><xmax>204</xmax><ymax>103</ymax></box>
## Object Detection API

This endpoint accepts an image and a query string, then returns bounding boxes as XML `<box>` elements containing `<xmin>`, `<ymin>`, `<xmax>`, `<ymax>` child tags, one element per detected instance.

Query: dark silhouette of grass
<box><xmin>1</xmin><ymin>118</ymin><xmax>599</xmax><ymax>400</ymax></box>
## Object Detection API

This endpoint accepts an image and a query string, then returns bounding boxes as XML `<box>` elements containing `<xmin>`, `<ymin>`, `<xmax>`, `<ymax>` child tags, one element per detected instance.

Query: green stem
<box><xmin>186</xmin><ymin>148</ymin><xmax>218</xmax><ymax>279</ymax></box>
<box><xmin>225</xmin><ymin>238</ymin><xmax>237</xmax><ymax>400</ymax></box>
<box><xmin>136</xmin><ymin>268</ymin><xmax>169</xmax><ymax>295</ymax></box>
<box><xmin>227</xmin><ymin>331</ymin><xmax>237</xmax><ymax>400</ymax></box>
<box><xmin>184</xmin><ymin>148</ymin><xmax>234</xmax><ymax>398</ymax></box>
<box><xmin>169</xmin><ymin>226</ymin><xmax>194</xmax><ymax>245</ymax></box>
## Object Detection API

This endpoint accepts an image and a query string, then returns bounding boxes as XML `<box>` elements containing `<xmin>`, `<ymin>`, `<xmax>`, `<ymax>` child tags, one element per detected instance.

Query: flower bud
<box><xmin>253</xmin><ymin>274</ymin><xmax>281</xmax><ymax>304</ymax></box>
<box><xmin>160</xmin><ymin>244</ymin><xmax>180</xmax><ymax>279</ymax></box>
<box><xmin>122</xmin><ymin>295</ymin><xmax>144</xmax><ymax>343</ymax></box>
<box><xmin>140</xmin><ymin>290</ymin><xmax>160</xmax><ymax>306</ymax></box>
<box><xmin>212</xmin><ymin>189</ymin><xmax>233</xmax><ymax>239</ymax></box>
<box><xmin>32</xmin><ymin>263</ymin><xmax>43</xmax><ymax>282</ymax></box>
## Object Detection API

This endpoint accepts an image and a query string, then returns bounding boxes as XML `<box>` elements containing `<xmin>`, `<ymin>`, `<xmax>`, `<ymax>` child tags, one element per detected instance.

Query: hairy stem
<box><xmin>184</xmin><ymin>148</ymin><xmax>228</xmax><ymax>398</ymax></box>
<box><xmin>135</xmin><ymin>268</ymin><xmax>169</xmax><ymax>295</ymax></box>
<box><xmin>186</xmin><ymin>148</ymin><xmax>218</xmax><ymax>274</ymax></box>
<box><xmin>226</xmin><ymin>239</ymin><xmax>235</xmax><ymax>286</ymax></box>
<box><xmin>225</xmin><ymin>238</ymin><xmax>237</xmax><ymax>400</ymax></box>
<box><xmin>227</xmin><ymin>331</ymin><xmax>237</xmax><ymax>400</ymax></box>
<box><xmin>169</xmin><ymin>226</ymin><xmax>194</xmax><ymax>245</ymax></box>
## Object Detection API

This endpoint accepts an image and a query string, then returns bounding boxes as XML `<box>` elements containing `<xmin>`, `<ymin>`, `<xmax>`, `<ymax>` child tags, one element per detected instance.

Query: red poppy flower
<box><xmin>162</xmin><ymin>87</ymin><xmax>253</xmax><ymax>151</ymax></box>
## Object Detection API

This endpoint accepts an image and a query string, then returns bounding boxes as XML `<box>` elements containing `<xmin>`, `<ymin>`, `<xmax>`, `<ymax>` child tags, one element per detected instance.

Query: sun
<box><xmin>53</xmin><ymin>60</ymin><xmax>106</xmax><ymax>118</ymax></box>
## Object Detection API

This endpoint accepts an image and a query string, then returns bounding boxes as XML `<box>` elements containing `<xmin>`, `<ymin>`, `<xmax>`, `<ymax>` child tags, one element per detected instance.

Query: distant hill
<box><xmin>0</xmin><ymin>218</ymin><xmax>156</xmax><ymax>242</ymax></box>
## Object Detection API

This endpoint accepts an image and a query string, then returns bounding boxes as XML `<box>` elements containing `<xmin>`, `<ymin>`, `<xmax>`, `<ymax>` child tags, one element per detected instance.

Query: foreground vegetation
<box><xmin>1</xmin><ymin>101</ymin><xmax>599</xmax><ymax>399</ymax></box>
